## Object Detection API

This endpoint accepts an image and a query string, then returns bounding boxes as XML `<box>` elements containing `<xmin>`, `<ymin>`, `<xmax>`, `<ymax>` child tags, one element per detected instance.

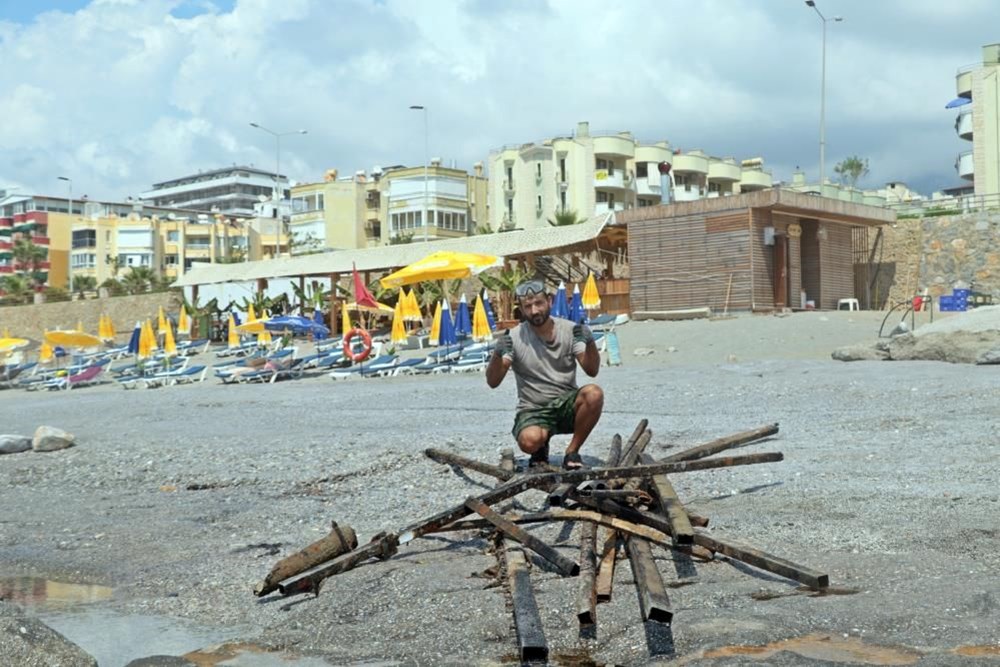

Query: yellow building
<box><xmin>953</xmin><ymin>43</ymin><xmax>1000</xmax><ymax>197</ymax></box>
<box><xmin>289</xmin><ymin>162</ymin><xmax>489</xmax><ymax>252</ymax></box>
<box><xmin>488</xmin><ymin>121</ymin><xmax>774</xmax><ymax>231</ymax></box>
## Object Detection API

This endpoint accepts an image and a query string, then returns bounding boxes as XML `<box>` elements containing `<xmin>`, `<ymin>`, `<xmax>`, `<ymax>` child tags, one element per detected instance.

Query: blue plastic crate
<box><xmin>952</xmin><ymin>288</ymin><xmax>971</xmax><ymax>304</ymax></box>
<box><xmin>938</xmin><ymin>295</ymin><xmax>964</xmax><ymax>312</ymax></box>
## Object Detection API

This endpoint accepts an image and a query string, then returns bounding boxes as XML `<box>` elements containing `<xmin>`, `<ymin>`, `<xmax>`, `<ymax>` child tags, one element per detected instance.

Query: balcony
<box><xmin>0</xmin><ymin>240</ymin><xmax>11</xmax><ymax>251</ymax></box>
<box><xmin>0</xmin><ymin>217</ymin><xmax>12</xmax><ymax>230</ymax></box>
<box><xmin>31</xmin><ymin>235</ymin><xmax>50</xmax><ymax>246</ymax></box>
<box><xmin>672</xmin><ymin>151</ymin><xmax>709</xmax><ymax>174</ymax></box>
<box><xmin>956</xmin><ymin>108</ymin><xmax>973</xmax><ymax>140</ymax></box>
<box><xmin>707</xmin><ymin>159</ymin><xmax>742</xmax><ymax>182</ymax></box>
<box><xmin>503</xmin><ymin>179</ymin><xmax>515</xmax><ymax>193</ymax></box>
<box><xmin>593</xmin><ymin>134</ymin><xmax>636</xmax><ymax>159</ymax></box>
<box><xmin>957</xmin><ymin>151</ymin><xmax>974</xmax><ymax>180</ymax></box>
<box><xmin>594</xmin><ymin>201</ymin><xmax>625</xmax><ymax>214</ymax></box>
<box><xmin>740</xmin><ymin>169</ymin><xmax>773</xmax><ymax>191</ymax></box>
<box><xmin>956</xmin><ymin>65</ymin><xmax>974</xmax><ymax>99</ymax></box>
<box><xmin>673</xmin><ymin>185</ymin><xmax>703</xmax><ymax>202</ymax></box>
<box><xmin>0</xmin><ymin>265</ymin><xmax>12</xmax><ymax>274</ymax></box>
<box><xmin>635</xmin><ymin>176</ymin><xmax>662</xmax><ymax>197</ymax></box>
<box><xmin>593</xmin><ymin>170</ymin><xmax>628</xmax><ymax>189</ymax></box>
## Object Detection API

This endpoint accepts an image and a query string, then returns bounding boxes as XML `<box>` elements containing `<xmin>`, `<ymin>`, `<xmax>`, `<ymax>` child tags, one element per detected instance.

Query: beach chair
<box><xmin>145</xmin><ymin>363</ymin><xmax>207</xmax><ymax>388</ymax></box>
<box><xmin>329</xmin><ymin>355</ymin><xmax>398</xmax><ymax>380</ymax></box>
<box><xmin>44</xmin><ymin>364</ymin><xmax>105</xmax><ymax>391</ymax></box>
<box><xmin>450</xmin><ymin>351</ymin><xmax>489</xmax><ymax>374</ymax></box>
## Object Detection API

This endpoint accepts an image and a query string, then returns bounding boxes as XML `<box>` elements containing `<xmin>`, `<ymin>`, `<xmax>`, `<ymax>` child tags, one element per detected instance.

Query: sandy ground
<box><xmin>0</xmin><ymin>310</ymin><xmax>998</xmax><ymax>666</ymax></box>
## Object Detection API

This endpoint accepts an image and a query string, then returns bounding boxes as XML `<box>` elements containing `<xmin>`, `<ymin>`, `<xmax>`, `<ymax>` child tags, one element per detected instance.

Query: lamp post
<box><xmin>805</xmin><ymin>0</ymin><xmax>842</xmax><ymax>191</ymax></box>
<box><xmin>58</xmin><ymin>176</ymin><xmax>73</xmax><ymax>295</ymax></box>
<box><xmin>409</xmin><ymin>105</ymin><xmax>429</xmax><ymax>242</ymax></box>
<box><xmin>249</xmin><ymin>122</ymin><xmax>307</xmax><ymax>258</ymax></box>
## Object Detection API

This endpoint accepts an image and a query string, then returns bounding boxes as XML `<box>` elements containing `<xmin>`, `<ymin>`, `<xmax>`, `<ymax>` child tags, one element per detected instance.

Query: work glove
<box><xmin>572</xmin><ymin>323</ymin><xmax>594</xmax><ymax>348</ymax></box>
<box><xmin>494</xmin><ymin>330</ymin><xmax>513</xmax><ymax>360</ymax></box>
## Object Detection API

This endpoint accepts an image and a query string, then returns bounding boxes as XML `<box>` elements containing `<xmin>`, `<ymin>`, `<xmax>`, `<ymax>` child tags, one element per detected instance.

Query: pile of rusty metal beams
<box><xmin>254</xmin><ymin>421</ymin><xmax>829</xmax><ymax>664</ymax></box>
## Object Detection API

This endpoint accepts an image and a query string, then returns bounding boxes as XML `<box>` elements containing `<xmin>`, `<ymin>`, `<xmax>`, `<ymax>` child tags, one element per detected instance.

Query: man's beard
<box><xmin>528</xmin><ymin>311</ymin><xmax>550</xmax><ymax>326</ymax></box>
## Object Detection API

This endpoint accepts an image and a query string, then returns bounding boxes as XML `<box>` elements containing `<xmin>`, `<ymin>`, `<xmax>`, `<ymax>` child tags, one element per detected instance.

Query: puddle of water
<box><xmin>953</xmin><ymin>645</ymin><xmax>1000</xmax><ymax>657</ymax></box>
<box><xmin>0</xmin><ymin>576</ymin><xmax>113</xmax><ymax>608</ymax></box>
<box><xmin>702</xmin><ymin>633</ymin><xmax>922</xmax><ymax>665</ymax></box>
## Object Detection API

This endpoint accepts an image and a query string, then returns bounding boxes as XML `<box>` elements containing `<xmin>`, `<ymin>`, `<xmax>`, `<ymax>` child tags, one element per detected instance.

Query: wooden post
<box><xmin>329</xmin><ymin>273</ymin><xmax>340</xmax><ymax>335</ymax></box>
<box><xmin>298</xmin><ymin>275</ymin><xmax>306</xmax><ymax>315</ymax></box>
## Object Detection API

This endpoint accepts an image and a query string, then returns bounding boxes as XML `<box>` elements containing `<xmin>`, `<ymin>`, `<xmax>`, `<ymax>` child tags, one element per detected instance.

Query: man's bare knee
<box><xmin>517</xmin><ymin>426</ymin><xmax>548</xmax><ymax>453</ymax></box>
<box><xmin>577</xmin><ymin>384</ymin><xmax>604</xmax><ymax>411</ymax></box>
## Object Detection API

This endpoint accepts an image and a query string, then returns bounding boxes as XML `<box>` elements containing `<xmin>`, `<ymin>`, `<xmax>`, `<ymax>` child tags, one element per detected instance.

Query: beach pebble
<box><xmin>633</xmin><ymin>347</ymin><xmax>655</xmax><ymax>356</ymax></box>
<box><xmin>0</xmin><ymin>434</ymin><xmax>32</xmax><ymax>455</ymax></box>
<box><xmin>32</xmin><ymin>426</ymin><xmax>76</xmax><ymax>452</ymax></box>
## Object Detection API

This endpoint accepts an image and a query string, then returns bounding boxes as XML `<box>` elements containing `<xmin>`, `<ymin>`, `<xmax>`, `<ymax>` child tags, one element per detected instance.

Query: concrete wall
<box><xmin>880</xmin><ymin>212</ymin><xmax>1000</xmax><ymax>305</ymax></box>
<box><xmin>0</xmin><ymin>292</ymin><xmax>179</xmax><ymax>341</ymax></box>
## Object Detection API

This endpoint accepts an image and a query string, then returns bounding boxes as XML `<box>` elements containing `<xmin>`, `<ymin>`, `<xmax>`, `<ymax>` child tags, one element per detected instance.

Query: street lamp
<box><xmin>805</xmin><ymin>0</ymin><xmax>842</xmax><ymax>191</ymax></box>
<box><xmin>249</xmin><ymin>122</ymin><xmax>307</xmax><ymax>258</ymax></box>
<box><xmin>58</xmin><ymin>176</ymin><xmax>73</xmax><ymax>295</ymax></box>
<box><xmin>409</xmin><ymin>105</ymin><xmax>429</xmax><ymax>242</ymax></box>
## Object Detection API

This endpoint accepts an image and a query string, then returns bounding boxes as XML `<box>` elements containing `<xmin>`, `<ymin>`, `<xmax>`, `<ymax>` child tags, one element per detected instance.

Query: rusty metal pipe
<box><xmin>506</xmin><ymin>544</ymin><xmax>548</xmax><ymax>662</ymax></box>
<box><xmin>254</xmin><ymin>522</ymin><xmax>358</xmax><ymax>597</ymax></box>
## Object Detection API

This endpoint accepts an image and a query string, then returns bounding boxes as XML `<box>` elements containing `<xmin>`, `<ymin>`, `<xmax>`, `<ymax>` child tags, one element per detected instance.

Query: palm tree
<box><xmin>12</xmin><ymin>238</ymin><xmax>46</xmax><ymax>287</ymax></box>
<box><xmin>547</xmin><ymin>209</ymin><xmax>585</xmax><ymax>227</ymax></box>
<box><xmin>121</xmin><ymin>266</ymin><xmax>156</xmax><ymax>294</ymax></box>
<box><xmin>1</xmin><ymin>274</ymin><xmax>33</xmax><ymax>304</ymax></box>
<box><xmin>73</xmin><ymin>275</ymin><xmax>97</xmax><ymax>297</ymax></box>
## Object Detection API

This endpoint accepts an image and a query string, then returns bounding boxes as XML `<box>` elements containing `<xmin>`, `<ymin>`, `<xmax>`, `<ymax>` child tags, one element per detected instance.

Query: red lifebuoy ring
<box><xmin>343</xmin><ymin>327</ymin><xmax>373</xmax><ymax>363</ymax></box>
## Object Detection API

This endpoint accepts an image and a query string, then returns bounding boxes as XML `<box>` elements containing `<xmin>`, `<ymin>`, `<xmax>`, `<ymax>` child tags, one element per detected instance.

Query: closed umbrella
<box><xmin>157</xmin><ymin>306</ymin><xmax>168</xmax><ymax>335</ymax></box>
<box><xmin>341</xmin><ymin>301</ymin><xmax>352</xmax><ymax>333</ymax></box>
<box><xmin>391</xmin><ymin>299</ymin><xmax>407</xmax><ymax>345</ymax></box>
<box><xmin>312</xmin><ymin>309</ymin><xmax>327</xmax><ymax>340</ymax></box>
<box><xmin>177</xmin><ymin>306</ymin><xmax>190</xmax><ymax>336</ymax></box>
<box><xmin>97</xmin><ymin>315</ymin><xmax>108</xmax><ymax>341</ymax></box>
<box><xmin>127</xmin><ymin>322</ymin><xmax>141</xmax><ymax>356</ymax></box>
<box><xmin>105</xmin><ymin>316</ymin><xmax>116</xmax><ymax>340</ymax></box>
<box><xmin>351</xmin><ymin>263</ymin><xmax>381</xmax><ymax>310</ymax></box>
<box><xmin>438</xmin><ymin>299</ymin><xmax>457</xmax><ymax>349</ymax></box>
<box><xmin>39</xmin><ymin>342</ymin><xmax>54</xmax><ymax>364</ymax></box>
<box><xmin>404</xmin><ymin>288</ymin><xmax>422</xmax><ymax>323</ymax></box>
<box><xmin>429</xmin><ymin>302</ymin><xmax>442</xmax><ymax>346</ymax></box>
<box><xmin>481</xmin><ymin>289</ymin><xmax>497</xmax><ymax>330</ymax></box>
<box><xmin>472</xmin><ymin>295</ymin><xmax>493</xmax><ymax>342</ymax></box>
<box><xmin>551</xmin><ymin>281</ymin><xmax>570</xmax><ymax>320</ymax></box>
<box><xmin>454</xmin><ymin>293</ymin><xmax>472</xmax><ymax>338</ymax></box>
<box><xmin>227</xmin><ymin>314</ymin><xmax>239</xmax><ymax>349</ymax></box>
<box><xmin>247</xmin><ymin>303</ymin><xmax>258</xmax><ymax>323</ymax></box>
<box><xmin>139</xmin><ymin>319</ymin><xmax>157</xmax><ymax>360</ymax></box>
<box><xmin>380</xmin><ymin>251</ymin><xmax>502</xmax><ymax>289</ymax></box>
<box><xmin>582</xmin><ymin>273</ymin><xmax>601</xmax><ymax>310</ymax></box>
<box><xmin>568</xmin><ymin>284</ymin><xmax>586</xmax><ymax>324</ymax></box>
<box><xmin>163</xmin><ymin>321</ymin><xmax>177</xmax><ymax>357</ymax></box>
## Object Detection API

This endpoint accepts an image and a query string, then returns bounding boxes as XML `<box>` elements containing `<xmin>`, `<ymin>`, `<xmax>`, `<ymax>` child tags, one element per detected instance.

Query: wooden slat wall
<box><xmin>800</xmin><ymin>222</ymin><xmax>821</xmax><ymax>307</ymax></box>
<box><xmin>774</xmin><ymin>213</ymin><xmax>802</xmax><ymax>308</ymax></box>
<box><xmin>820</xmin><ymin>223</ymin><xmax>855</xmax><ymax>309</ymax></box>
<box><xmin>750</xmin><ymin>209</ymin><xmax>772</xmax><ymax>308</ymax></box>
<box><xmin>628</xmin><ymin>211</ymin><xmax>752</xmax><ymax>312</ymax></box>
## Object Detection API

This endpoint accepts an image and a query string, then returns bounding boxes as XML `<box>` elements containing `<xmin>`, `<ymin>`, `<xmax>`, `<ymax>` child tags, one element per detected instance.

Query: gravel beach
<box><xmin>1</xmin><ymin>311</ymin><xmax>997</xmax><ymax>666</ymax></box>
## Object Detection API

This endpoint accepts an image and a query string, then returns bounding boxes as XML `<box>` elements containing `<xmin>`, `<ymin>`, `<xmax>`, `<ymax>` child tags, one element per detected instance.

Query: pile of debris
<box><xmin>254</xmin><ymin>421</ymin><xmax>829</xmax><ymax>663</ymax></box>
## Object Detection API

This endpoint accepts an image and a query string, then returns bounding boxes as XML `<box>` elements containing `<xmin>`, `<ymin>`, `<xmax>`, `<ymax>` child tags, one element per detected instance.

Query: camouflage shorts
<box><xmin>511</xmin><ymin>389</ymin><xmax>580</xmax><ymax>440</ymax></box>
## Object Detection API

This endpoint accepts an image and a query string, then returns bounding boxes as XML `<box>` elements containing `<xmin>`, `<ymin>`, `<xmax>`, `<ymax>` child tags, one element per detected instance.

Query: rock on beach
<box><xmin>0</xmin><ymin>435</ymin><xmax>32</xmax><ymax>455</ymax></box>
<box><xmin>32</xmin><ymin>426</ymin><xmax>76</xmax><ymax>452</ymax></box>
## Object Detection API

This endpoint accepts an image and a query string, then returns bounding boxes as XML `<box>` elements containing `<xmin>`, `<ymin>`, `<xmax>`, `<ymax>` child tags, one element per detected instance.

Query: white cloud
<box><xmin>0</xmin><ymin>0</ymin><xmax>993</xmax><ymax>200</ymax></box>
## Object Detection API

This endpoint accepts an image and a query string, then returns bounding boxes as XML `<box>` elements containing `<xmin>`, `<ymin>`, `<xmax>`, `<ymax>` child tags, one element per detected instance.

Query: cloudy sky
<box><xmin>0</xmin><ymin>0</ymin><xmax>995</xmax><ymax>202</ymax></box>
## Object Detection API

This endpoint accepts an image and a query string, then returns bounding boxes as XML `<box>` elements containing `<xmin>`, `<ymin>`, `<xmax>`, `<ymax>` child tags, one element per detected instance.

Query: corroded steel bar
<box><xmin>662</xmin><ymin>423</ymin><xmax>779</xmax><ymax>463</ymax></box>
<box><xmin>640</xmin><ymin>453</ymin><xmax>694</xmax><ymax>546</ymax></box>
<box><xmin>616</xmin><ymin>430</ymin><xmax>653</xmax><ymax>491</ymax></box>
<box><xmin>619</xmin><ymin>419</ymin><xmax>650</xmax><ymax>465</ymax></box>
<box><xmin>584</xmin><ymin>488</ymin><xmax>653</xmax><ymax>504</ymax></box>
<box><xmin>425</xmin><ymin>448</ymin><xmax>516</xmax><ymax>481</ymax></box>
<box><xmin>594</xmin><ymin>530</ymin><xmax>619</xmax><ymax>603</ymax></box>
<box><xmin>466</xmin><ymin>497</ymin><xmax>579</xmax><ymax>577</ymax></box>
<box><xmin>576</xmin><ymin>521</ymin><xmax>598</xmax><ymax>626</ymax></box>
<box><xmin>506</xmin><ymin>544</ymin><xmax>548</xmax><ymax>663</ymax></box>
<box><xmin>254</xmin><ymin>522</ymin><xmax>358</xmax><ymax>597</ymax></box>
<box><xmin>549</xmin><ymin>432</ymin><xmax>623</xmax><ymax>506</ymax></box>
<box><xmin>626</xmin><ymin>537</ymin><xmax>673</xmax><ymax>623</ymax></box>
<box><xmin>435</xmin><ymin>510</ymin><xmax>671</xmax><ymax>543</ymax></box>
<box><xmin>277</xmin><ymin>532</ymin><xmax>398</xmax><ymax>597</ymax></box>
<box><xmin>693</xmin><ymin>531</ymin><xmax>829</xmax><ymax>589</ymax></box>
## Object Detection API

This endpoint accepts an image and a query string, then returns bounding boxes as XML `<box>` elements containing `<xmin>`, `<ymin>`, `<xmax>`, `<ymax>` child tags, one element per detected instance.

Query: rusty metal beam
<box><xmin>254</xmin><ymin>522</ymin><xmax>358</xmax><ymax>597</ymax></box>
<box><xmin>640</xmin><ymin>453</ymin><xmax>694</xmax><ymax>546</ymax></box>
<box><xmin>466</xmin><ymin>497</ymin><xmax>579</xmax><ymax>577</ymax></box>
<box><xmin>277</xmin><ymin>531</ymin><xmax>398</xmax><ymax>596</ymax></box>
<box><xmin>425</xmin><ymin>448</ymin><xmax>517</xmax><ymax>481</ymax></box>
<box><xmin>693</xmin><ymin>531</ymin><xmax>829</xmax><ymax>589</ymax></box>
<box><xmin>505</xmin><ymin>543</ymin><xmax>548</xmax><ymax>663</ymax></box>
<box><xmin>594</xmin><ymin>530</ymin><xmax>619</xmax><ymax>603</ymax></box>
<box><xmin>662</xmin><ymin>423</ymin><xmax>779</xmax><ymax>463</ymax></box>
<box><xmin>576</xmin><ymin>521</ymin><xmax>598</xmax><ymax>627</ymax></box>
<box><xmin>626</xmin><ymin>537</ymin><xmax>673</xmax><ymax>623</ymax></box>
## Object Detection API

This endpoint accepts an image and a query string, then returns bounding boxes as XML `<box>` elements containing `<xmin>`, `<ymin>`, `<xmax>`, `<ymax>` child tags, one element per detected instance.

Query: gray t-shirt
<box><xmin>508</xmin><ymin>318</ymin><xmax>586</xmax><ymax>412</ymax></box>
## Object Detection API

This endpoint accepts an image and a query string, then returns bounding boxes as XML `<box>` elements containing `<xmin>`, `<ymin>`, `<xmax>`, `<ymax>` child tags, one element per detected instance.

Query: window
<box><xmin>415</xmin><ymin>211</ymin><xmax>422</xmax><ymax>227</ymax></box>
<box><xmin>536</xmin><ymin>195</ymin><xmax>542</xmax><ymax>211</ymax></box>
<box><xmin>164</xmin><ymin>254</ymin><xmax>178</xmax><ymax>266</ymax></box>
<box><xmin>596</xmin><ymin>158</ymin><xmax>608</xmax><ymax>171</ymax></box>
<box><xmin>559</xmin><ymin>158</ymin><xmax>567</xmax><ymax>182</ymax></box>
<box><xmin>167</xmin><ymin>231</ymin><xmax>179</xmax><ymax>242</ymax></box>
<box><xmin>560</xmin><ymin>191</ymin><xmax>567</xmax><ymax>210</ymax></box>
<box><xmin>636</xmin><ymin>162</ymin><xmax>648</xmax><ymax>178</ymax></box>
<box><xmin>597</xmin><ymin>192</ymin><xmax>608</xmax><ymax>203</ymax></box>
<box><xmin>70</xmin><ymin>253</ymin><xmax>96</xmax><ymax>268</ymax></box>
<box><xmin>507</xmin><ymin>199</ymin><xmax>513</xmax><ymax>218</ymax></box>
<box><xmin>536</xmin><ymin>163</ymin><xmax>542</xmax><ymax>178</ymax></box>
<box><xmin>72</xmin><ymin>229</ymin><xmax>96</xmax><ymax>249</ymax></box>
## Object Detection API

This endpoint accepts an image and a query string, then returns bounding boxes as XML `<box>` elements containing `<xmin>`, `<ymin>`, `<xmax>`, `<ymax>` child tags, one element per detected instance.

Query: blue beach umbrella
<box><xmin>265</xmin><ymin>315</ymin><xmax>330</xmax><ymax>339</ymax></box>
<box><xmin>438</xmin><ymin>299</ymin><xmax>457</xmax><ymax>349</ymax></box>
<box><xmin>126</xmin><ymin>321</ymin><xmax>141</xmax><ymax>356</ymax></box>
<box><xmin>481</xmin><ymin>289</ymin><xmax>496</xmax><ymax>330</ymax></box>
<box><xmin>312</xmin><ymin>310</ymin><xmax>328</xmax><ymax>340</ymax></box>
<box><xmin>551</xmin><ymin>281</ymin><xmax>570</xmax><ymax>320</ymax></box>
<box><xmin>569</xmin><ymin>283</ymin><xmax>587</xmax><ymax>324</ymax></box>
<box><xmin>454</xmin><ymin>293</ymin><xmax>472</xmax><ymax>338</ymax></box>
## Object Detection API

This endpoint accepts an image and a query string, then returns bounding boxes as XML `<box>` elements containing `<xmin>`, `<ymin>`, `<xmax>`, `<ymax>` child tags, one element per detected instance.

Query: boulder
<box><xmin>0</xmin><ymin>435</ymin><xmax>32</xmax><ymax>455</ymax></box>
<box><xmin>976</xmin><ymin>347</ymin><xmax>1000</xmax><ymax>365</ymax></box>
<box><xmin>0</xmin><ymin>601</ymin><xmax>97</xmax><ymax>666</ymax></box>
<box><xmin>888</xmin><ymin>321</ymin><xmax>910</xmax><ymax>338</ymax></box>
<box><xmin>32</xmin><ymin>426</ymin><xmax>76</xmax><ymax>453</ymax></box>
<box><xmin>831</xmin><ymin>344</ymin><xmax>889</xmax><ymax>362</ymax></box>
<box><xmin>888</xmin><ymin>331</ymin><xmax>1000</xmax><ymax>364</ymax></box>
<box><xmin>632</xmin><ymin>347</ymin><xmax>655</xmax><ymax>357</ymax></box>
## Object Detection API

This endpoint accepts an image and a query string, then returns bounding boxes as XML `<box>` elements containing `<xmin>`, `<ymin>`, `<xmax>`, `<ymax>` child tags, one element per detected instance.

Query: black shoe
<box><xmin>528</xmin><ymin>441</ymin><xmax>550</xmax><ymax>468</ymax></box>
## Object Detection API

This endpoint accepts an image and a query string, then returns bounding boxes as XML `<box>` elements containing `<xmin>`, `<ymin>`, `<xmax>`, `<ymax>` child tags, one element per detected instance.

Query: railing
<box><xmin>888</xmin><ymin>191</ymin><xmax>1000</xmax><ymax>218</ymax></box>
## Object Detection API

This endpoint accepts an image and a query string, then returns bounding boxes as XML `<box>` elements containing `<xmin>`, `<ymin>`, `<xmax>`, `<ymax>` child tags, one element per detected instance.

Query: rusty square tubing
<box><xmin>505</xmin><ymin>544</ymin><xmax>548</xmax><ymax>663</ymax></box>
<box><xmin>662</xmin><ymin>423</ymin><xmax>779</xmax><ymax>463</ymax></box>
<box><xmin>640</xmin><ymin>453</ymin><xmax>694</xmax><ymax>546</ymax></box>
<box><xmin>576</xmin><ymin>521</ymin><xmax>598</xmax><ymax>626</ymax></box>
<box><xmin>626</xmin><ymin>536</ymin><xmax>673</xmax><ymax>624</ymax></box>
<box><xmin>466</xmin><ymin>497</ymin><xmax>579</xmax><ymax>577</ymax></box>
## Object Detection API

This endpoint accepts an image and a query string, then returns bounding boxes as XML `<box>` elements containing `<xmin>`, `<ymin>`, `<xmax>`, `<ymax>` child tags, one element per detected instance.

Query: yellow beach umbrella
<box><xmin>247</xmin><ymin>303</ymin><xmax>258</xmax><ymax>323</ymax></box>
<box><xmin>379</xmin><ymin>251</ymin><xmax>502</xmax><ymax>289</ymax></box>
<box><xmin>97</xmin><ymin>316</ymin><xmax>106</xmax><ymax>340</ymax></box>
<box><xmin>145</xmin><ymin>319</ymin><xmax>159</xmax><ymax>356</ymax></box>
<box><xmin>137</xmin><ymin>320</ymin><xmax>152</xmax><ymax>359</ymax></box>
<box><xmin>341</xmin><ymin>301</ymin><xmax>352</xmax><ymax>333</ymax></box>
<box><xmin>391</xmin><ymin>299</ymin><xmax>407</xmax><ymax>345</ymax></box>
<box><xmin>44</xmin><ymin>330</ymin><xmax>102</xmax><ymax>349</ymax></box>
<box><xmin>472</xmin><ymin>295</ymin><xmax>493</xmax><ymax>342</ymax></box>
<box><xmin>0</xmin><ymin>337</ymin><xmax>31</xmax><ymax>353</ymax></box>
<box><xmin>177</xmin><ymin>306</ymin><xmax>190</xmax><ymax>336</ymax></box>
<box><xmin>39</xmin><ymin>342</ymin><xmax>54</xmax><ymax>363</ymax></box>
<box><xmin>582</xmin><ymin>272</ymin><xmax>602</xmax><ymax>310</ymax></box>
<box><xmin>163</xmin><ymin>321</ymin><xmax>177</xmax><ymax>357</ymax></box>
<box><xmin>257</xmin><ymin>329</ymin><xmax>272</xmax><ymax>347</ymax></box>
<box><xmin>401</xmin><ymin>288</ymin><xmax>421</xmax><ymax>323</ymax></box>
<box><xmin>428</xmin><ymin>302</ymin><xmax>442</xmax><ymax>347</ymax></box>
<box><xmin>157</xmin><ymin>306</ymin><xmax>168</xmax><ymax>335</ymax></box>
<box><xmin>235</xmin><ymin>318</ymin><xmax>267</xmax><ymax>335</ymax></box>
<box><xmin>227</xmin><ymin>314</ymin><xmax>239</xmax><ymax>349</ymax></box>
<box><xmin>346</xmin><ymin>300</ymin><xmax>394</xmax><ymax>314</ymax></box>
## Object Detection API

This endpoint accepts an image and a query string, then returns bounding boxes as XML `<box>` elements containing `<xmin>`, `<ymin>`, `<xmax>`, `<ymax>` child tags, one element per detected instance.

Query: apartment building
<box><xmin>289</xmin><ymin>161</ymin><xmax>488</xmax><ymax>252</ymax></box>
<box><xmin>951</xmin><ymin>44</ymin><xmax>1000</xmax><ymax>197</ymax></box>
<box><xmin>140</xmin><ymin>165</ymin><xmax>287</xmax><ymax>216</ymax></box>
<box><xmin>487</xmin><ymin>121</ymin><xmax>774</xmax><ymax>231</ymax></box>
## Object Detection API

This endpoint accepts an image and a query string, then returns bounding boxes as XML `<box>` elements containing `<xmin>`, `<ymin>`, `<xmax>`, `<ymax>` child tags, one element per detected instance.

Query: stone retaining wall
<box><xmin>0</xmin><ymin>292</ymin><xmax>180</xmax><ymax>340</ymax></box>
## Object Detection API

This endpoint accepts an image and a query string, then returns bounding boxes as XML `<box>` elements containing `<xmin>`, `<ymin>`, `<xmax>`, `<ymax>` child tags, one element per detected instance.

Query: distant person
<box><xmin>486</xmin><ymin>278</ymin><xmax>603</xmax><ymax>469</ymax></box>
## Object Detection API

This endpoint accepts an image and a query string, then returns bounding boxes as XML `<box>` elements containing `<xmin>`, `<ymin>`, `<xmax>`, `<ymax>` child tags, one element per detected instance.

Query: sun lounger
<box><xmin>450</xmin><ymin>352</ymin><xmax>489</xmax><ymax>373</ymax></box>
<box><xmin>144</xmin><ymin>364</ymin><xmax>207</xmax><ymax>388</ymax></box>
<box><xmin>329</xmin><ymin>355</ymin><xmax>398</xmax><ymax>380</ymax></box>
<box><xmin>43</xmin><ymin>364</ymin><xmax>105</xmax><ymax>390</ymax></box>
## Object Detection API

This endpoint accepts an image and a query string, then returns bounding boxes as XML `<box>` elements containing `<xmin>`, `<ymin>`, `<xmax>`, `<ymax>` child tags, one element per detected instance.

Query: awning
<box><xmin>945</xmin><ymin>97</ymin><xmax>971</xmax><ymax>109</ymax></box>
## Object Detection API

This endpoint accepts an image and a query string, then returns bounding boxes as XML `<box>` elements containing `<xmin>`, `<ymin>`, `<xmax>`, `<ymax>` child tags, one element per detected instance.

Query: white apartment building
<box><xmin>140</xmin><ymin>165</ymin><xmax>288</xmax><ymax>216</ymax></box>
<box><xmin>487</xmin><ymin>121</ymin><xmax>774</xmax><ymax>231</ymax></box>
<box><xmin>951</xmin><ymin>43</ymin><xmax>1000</xmax><ymax>198</ymax></box>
